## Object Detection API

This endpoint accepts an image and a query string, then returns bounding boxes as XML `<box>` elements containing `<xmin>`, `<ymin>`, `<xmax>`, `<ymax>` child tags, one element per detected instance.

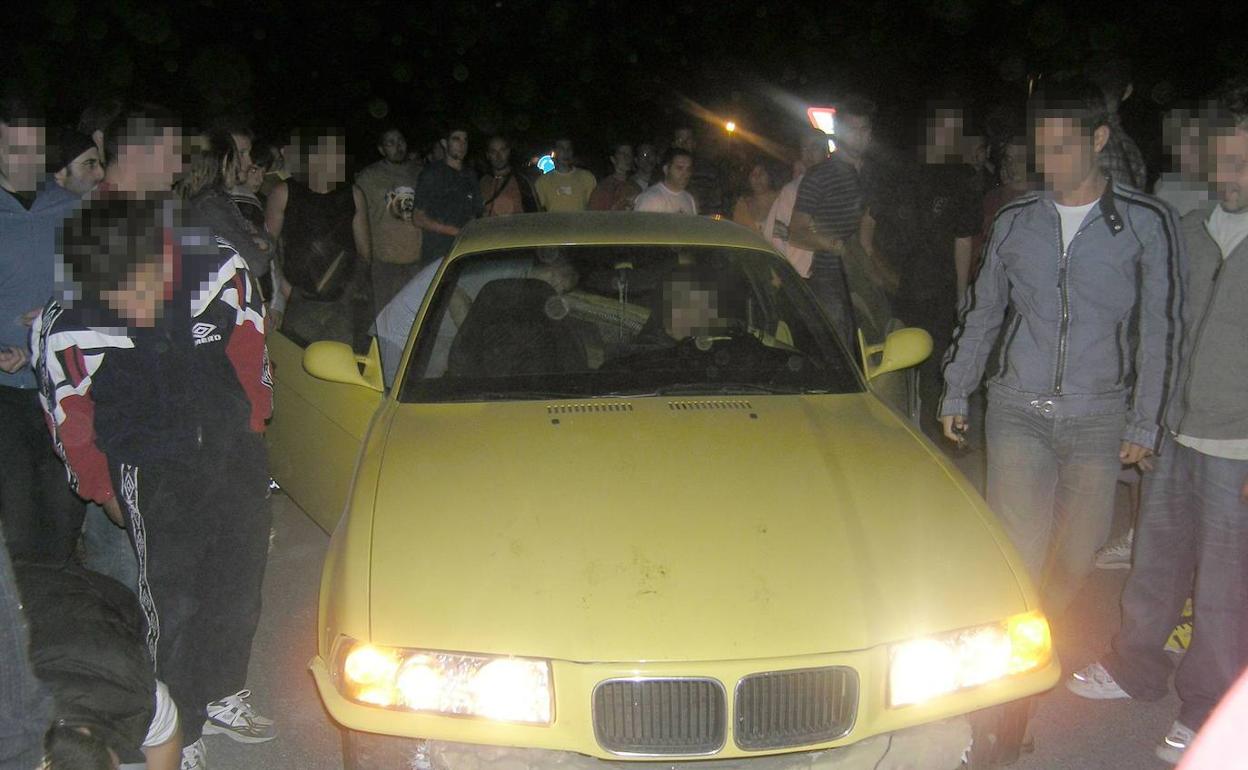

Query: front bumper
<box><xmin>347</xmin><ymin>718</ymin><xmax>972</xmax><ymax>770</ymax></box>
<box><xmin>311</xmin><ymin>645</ymin><xmax>1059</xmax><ymax>763</ymax></box>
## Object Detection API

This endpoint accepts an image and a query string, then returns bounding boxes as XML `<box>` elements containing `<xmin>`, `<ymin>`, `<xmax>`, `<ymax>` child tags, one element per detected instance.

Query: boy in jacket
<box><xmin>1068</xmin><ymin>99</ymin><xmax>1248</xmax><ymax>766</ymax></box>
<box><xmin>31</xmin><ymin>195</ymin><xmax>274</xmax><ymax>769</ymax></box>
<box><xmin>939</xmin><ymin>80</ymin><xmax>1184</xmax><ymax>615</ymax></box>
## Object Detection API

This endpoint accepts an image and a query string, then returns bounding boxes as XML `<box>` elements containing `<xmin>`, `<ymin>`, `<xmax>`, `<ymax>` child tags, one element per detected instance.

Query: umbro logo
<box><xmin>192</xmin><ymin>322</ymin><xmax>223</xmax><ymax>346</ymax></box>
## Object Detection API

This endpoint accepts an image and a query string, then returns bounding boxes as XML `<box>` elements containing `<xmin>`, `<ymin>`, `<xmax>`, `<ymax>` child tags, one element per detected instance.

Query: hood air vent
<box><xmin>547</xmin><ymin>403</ymin><xmax>634</xmax><ymax>415</ymax></box>
<box><xmin>668</xmin><ymin>400</ymin><xmax>753</xmax><ymax>411</ymax></box>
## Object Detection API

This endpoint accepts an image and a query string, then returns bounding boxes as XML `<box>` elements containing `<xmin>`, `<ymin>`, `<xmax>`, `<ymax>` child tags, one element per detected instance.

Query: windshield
<box><xmin>398</xmin><ymin>246</ymin><xmax>862</xmax><ymax>402</ymax></box>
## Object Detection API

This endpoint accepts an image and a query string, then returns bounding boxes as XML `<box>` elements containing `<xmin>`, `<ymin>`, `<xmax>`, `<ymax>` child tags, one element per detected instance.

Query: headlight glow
<box><xmin>889</xmin><ymin>612</ymin><xmax>1052</xmax><ymax>708</ymax></box>
<box><xmin>336</xmin><ymin>640</ymin><xmax>552</xmax><ymax>724</ymax></box>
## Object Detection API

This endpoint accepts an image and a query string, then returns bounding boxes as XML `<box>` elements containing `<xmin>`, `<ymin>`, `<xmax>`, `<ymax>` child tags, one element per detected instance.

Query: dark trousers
<box><xmin>0</xmin><ymin>385</ymin><xmax>85</xmax><ymax>563</ymax></box>
<box><xmin>807</xmin><ymin>253</ymin><xmax>856</xmax><ymax>349</ymax></box>
<box><xmin>112</xmin><ymin>433</ymin><xmax>272</xmax><ymax>745</ymax></box>
<box><xmin>1103</xmin><ymin>439</ymin><xmax>1248</xmax><ymax>730</ymax></box>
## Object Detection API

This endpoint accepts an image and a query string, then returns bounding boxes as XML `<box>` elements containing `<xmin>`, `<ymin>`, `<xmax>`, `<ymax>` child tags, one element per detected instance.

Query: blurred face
<box><xmin>611</xmin><ymin>144</ymin><xmax>634</xmax><ymax>176</ymax></box>
<box><xmin>1174</xmin><ymin>120</ymin><xmax>1203</xmax><ymax>177</ymax></box>
<box><xmin>378</xmin><ymin>129</ymin><xmax>407</xmax><ymax>164</ymax></box>
<box><xmin>925</xmin><ymin>110</ymin><xmax>965</xmax><ymax>162</ymax></box>
<box><xmin>664</xmin><ymin>154</ymin><xmax>693</xmax><ymax>191</ymax></box>
<box><xmin>1002</xmin><ymin>142</ymin><xmax>1029</xmax><ymax>186</ymax></box>
<box><xmin>486</xmin><ymin>137</ymin><xmax>511</xmax><ymax>172</ymax></box>
<box><xmin>243</xmin><ymin>163</ymin><xmax>265</xmax><ymax>193</ymax></box>
<box><xmin>672</xmin><ymin>128</ymin><xmax>695</xmax><ymax>152</ymax></box>
<box><xmin>102</xmin><ymin>258</ymin><xmax>172</xmax><ymax>328</ymax></box>
<box><xmin>664</xmin><ymin>282</ymin><xmax>720</xmax><ymax>339</ymax></box>
<box><xmin>800</xmin><ymin>137</ymin><xmax>830</xmax><ymax>170</ymax></box>
<box><xmin>309</xmin><ymin>135</ymin><xmax>347</xmax><ymax>185</ymax></box>
<box><xmin>115</xmin><ymin>128</ymin><xmax>186</xmax><ymax>194</ymax></box>
<box><xmin>636</xmin><ymin>143</ymin><xmax>657</xmax><ymax>171</ymax></box>
<box><xmin>444</xmin><ymin>130</ymin><xmax>468</xmax><ymax>162</ymax></box>
<box><xmin>280</xmin><ymin>136</ymin><xmax>301</xmax><ymax>176</ymax></box>
<box><xmin>231</xmin><ymin>132</ymin><xmax>253</xmax><ymax>177</ymax></box>
<box><xmin>834</xmin><ymin>114</ymin><xmax>872</xmax><ymax>158</ymax></box>
<box><xmin>55</xmin><ymin>146</ymin><xmax>105</xmax><ymax>196</ymax></box>
<box><xmin>1032</xmin><ymin>116</ymin><xmax>1107</xmax><ymax>194</ymax></box>
<box><xmin>0</xmin><ymin>121</ymin><xmax>46</xmax><ymax>193</ymax></box>
<box><xmin>554</xmin><ymin>139</ymin><xmax>574</xmax><ymax>169</ymax></box>
<box><xmin>748</xmin><ymin>164</ymin><xmax>771</xmax><ymax>194</ymax></box>
<box><xmin>1209</xmin><ymin>127</ymin><xmax>1248</xmax><ymax>213</ymax></box>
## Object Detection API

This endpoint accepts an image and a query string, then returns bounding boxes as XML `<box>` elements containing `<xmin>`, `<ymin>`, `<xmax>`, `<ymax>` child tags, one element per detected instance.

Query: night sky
<box><xmin>4</xmin><ymin>0</ymin><xmax>1245</xmax><ymax>172</ymax></box>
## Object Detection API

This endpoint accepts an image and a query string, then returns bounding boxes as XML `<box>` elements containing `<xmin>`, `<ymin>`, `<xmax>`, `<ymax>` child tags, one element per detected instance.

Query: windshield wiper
<box><xmin>442</xmin><ymin>390</ymin><xmax>590</xmax><ymax>402</ymax></box>
<box><xmin>653</xmin><ymin>382</ymin><xmax>805</xmax><ymax>396</ymax></box>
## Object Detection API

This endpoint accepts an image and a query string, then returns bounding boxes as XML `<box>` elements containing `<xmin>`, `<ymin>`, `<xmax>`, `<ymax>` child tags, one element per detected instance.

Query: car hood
<box><xmin>366</xmin><ymin>395</ymin><xmax>1028</xmax><ymax>662</ymax></box>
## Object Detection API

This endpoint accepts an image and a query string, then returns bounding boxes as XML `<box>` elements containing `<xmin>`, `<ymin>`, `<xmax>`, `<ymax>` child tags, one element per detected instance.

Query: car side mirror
<box><xmin>861</xmin><ymin>327</ymin><xmax>932</xmax><ymax>380</ymax></box>
<box><xmin>303</xmin><ymin>340</ymin><xmax>384</xmax><ymax>392</ymax></box>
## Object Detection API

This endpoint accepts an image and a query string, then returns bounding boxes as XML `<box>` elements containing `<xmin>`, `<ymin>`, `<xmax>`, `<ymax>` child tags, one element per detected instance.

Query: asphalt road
<box><xmin>205</xmin><ymin>485</ymin><xmax>1183</xmax><ymax>770</ymax></box>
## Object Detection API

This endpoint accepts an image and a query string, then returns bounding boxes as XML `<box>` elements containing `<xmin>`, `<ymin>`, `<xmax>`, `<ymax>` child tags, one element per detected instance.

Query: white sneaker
<box><xmin>1066</xmin><ymin>662</ymin><xmax>1132</xmax><ymax>700</ymax></box>
<box><xmin>180</xmin><ymin>738</ymin><xmax>207</xmax><ymax>770</ymax></box>
<box><xmin>202</xmin><ymin>689</ymin><xmax>277</xmax><ymax>743</ymax></box>
<box><xmin>1155</xmin><ymin>721</ymin><xmax>1195</xmax><ymax>765</ymax></box>
<box><xmin>1095</xmin><ymin>529</ymin><xmax>1134</xmax><ymax>570</ymax></box>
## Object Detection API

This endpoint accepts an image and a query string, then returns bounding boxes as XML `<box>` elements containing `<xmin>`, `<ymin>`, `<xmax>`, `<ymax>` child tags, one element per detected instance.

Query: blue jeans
<box><xmin>1103</xmin><ymin>438</ymin><xmax>1248</xmax><ymax>729</ymax></box>
<box><xmin>985</xmin><ymin>401</ymin><xmax>1125</xmax><ymax>615</ymax></box>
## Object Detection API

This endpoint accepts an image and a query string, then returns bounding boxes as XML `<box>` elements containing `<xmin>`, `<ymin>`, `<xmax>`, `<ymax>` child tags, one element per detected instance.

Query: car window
<box><xmin>399</xmin><ymin>246</ymin><xmax>863</xmax><ymax>403</ymax></box>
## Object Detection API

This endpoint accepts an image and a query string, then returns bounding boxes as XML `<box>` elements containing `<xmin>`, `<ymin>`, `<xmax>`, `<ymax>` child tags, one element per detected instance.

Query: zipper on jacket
<box><xmin>1052</xmin><ymin>210</ymin><xmax>1098</xmax><ymax>396</ymax></box>
<box><xmin>1053</xmin><ymin>227</ymin><xmax>1071</xmax><ymax>395</ymax></box>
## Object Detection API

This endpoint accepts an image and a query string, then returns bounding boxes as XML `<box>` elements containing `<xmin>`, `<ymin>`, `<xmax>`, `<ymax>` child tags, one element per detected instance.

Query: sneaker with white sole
<box><xmin>202</xmin><ymin>689</ymin><xmax>277</xmax><ymax>743</ymax></box>
<box><xmin>180</xmin><ymin>738</ymin><xmax>207</xmax><ymax>770</ymax></box>
<box><xmin>1066</xmin><ymin>662</ymin><xmax>1132</xmax><ymax>700</ymax></box>
<box><xmin>1155</xmin><ymin>721</ymin><xmax>1195</xmax><ymax>765</ymax></box>
<box><xmin>1095</xmin><ymin>529</ymin><xmax>1134</xmax><ymax>569</ymax></box>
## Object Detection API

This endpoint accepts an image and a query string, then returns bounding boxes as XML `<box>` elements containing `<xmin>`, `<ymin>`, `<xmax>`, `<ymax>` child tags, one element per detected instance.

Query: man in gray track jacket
<box><xmin>1068</xmin><ymin>97</ymin><xmax>1248</xmax><ymax>766</ymax></box>
<box><xmin>939</xmin><ymin>80</ymin><xmax>1184</xmax><ymax>615</ymax></box>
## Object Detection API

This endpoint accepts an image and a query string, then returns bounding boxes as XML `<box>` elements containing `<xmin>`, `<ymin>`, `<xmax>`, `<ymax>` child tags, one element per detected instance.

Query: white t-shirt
<box><xmin>1054</xmin><ymin>200</ymin><xmax>1098</xmax><ymax>253</ymax></box>
<box><xmin>1175</xmin><ymin>203</ymin><xmax>1248</xmax><ymax>460</ymax></box>
<box><xmin>634</xmin><ymin>182</ymin><xmax>697</xmax><ymax>215</ymax></box>
<box><xmin>143</xmin><ymin>679</ymin><xmax>179</xmax><ymax>748</ymax></box>
<box><xmin>1206</xmin><ymin>203</ymin><xmax>1248</xmax><ymax>260</ymax></box>
<box><xmin>763</xmin><ymin>176</ymin><xmax>814</xmax><ymax>278</ymax></box>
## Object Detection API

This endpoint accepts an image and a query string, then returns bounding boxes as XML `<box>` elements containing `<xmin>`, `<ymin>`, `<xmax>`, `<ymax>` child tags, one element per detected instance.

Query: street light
<box><xmin>725</xmin><ymin>120</ymin><xmax>737</xmax><ymax>134</ymax></box>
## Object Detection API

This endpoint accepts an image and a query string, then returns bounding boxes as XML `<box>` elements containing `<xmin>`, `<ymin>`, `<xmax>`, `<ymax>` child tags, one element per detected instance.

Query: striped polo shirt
<box><xmin>793</xmin><ymin>155</ymin><xmax>864</xmax><ymax>246</ymax></box>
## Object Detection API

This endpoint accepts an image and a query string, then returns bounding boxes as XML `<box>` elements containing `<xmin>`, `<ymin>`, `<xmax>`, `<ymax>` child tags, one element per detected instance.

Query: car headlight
<box><xmin>888</xmin><ymin>612</ymin><xmax>1052</xmax><ymax>708</ymax></box>
<box><xmin>332</xmin><ymin>638</ymin><xmax>553</xmax><ymax>724</ymax></box>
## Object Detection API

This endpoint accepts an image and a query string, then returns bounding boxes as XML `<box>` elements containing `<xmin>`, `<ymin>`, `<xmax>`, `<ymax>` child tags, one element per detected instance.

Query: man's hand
<box><xmin>1119</xmin><ymin>441</ymin><xmax>1153</xmax><ymax>467</ymax></box>
<box><xmin>0</xmin><ymin>346</ymin><xmax>28</xmax><ymax>374</ymax></box>
<box><xmin>102</xmin><ymin>497</ymin><xmax>125</xmax><ymax>527</ymax></box>
<box><xmin>940</xmin><ymin>414</ymin><xmax>968</xmax><ymax>447</ymax></box>
<box><xmin>1240</xmin><ymin>472</ymin><xmax>1248</xmax><ymax>505</ymax></box>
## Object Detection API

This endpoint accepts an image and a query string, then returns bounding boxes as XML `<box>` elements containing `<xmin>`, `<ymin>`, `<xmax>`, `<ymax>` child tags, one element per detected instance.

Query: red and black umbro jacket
<box><xmin>31</xmin><ymin>213</ymin><xmax>271</xmax><ymax>506</ymax></box>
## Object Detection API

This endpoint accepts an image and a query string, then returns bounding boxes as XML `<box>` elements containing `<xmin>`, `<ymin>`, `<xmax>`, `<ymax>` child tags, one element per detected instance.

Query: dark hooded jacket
<box><xmin>16</xmin><ymin>562</ymin><xmax>155</xmax><ymax>764</ymax></box>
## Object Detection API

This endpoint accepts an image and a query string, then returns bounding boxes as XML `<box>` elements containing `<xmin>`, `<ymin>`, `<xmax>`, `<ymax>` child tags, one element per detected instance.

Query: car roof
<box><xmin>448</xmin><ymin>212</ymin><xmax>780</xmax><ymax>258</ymax></box>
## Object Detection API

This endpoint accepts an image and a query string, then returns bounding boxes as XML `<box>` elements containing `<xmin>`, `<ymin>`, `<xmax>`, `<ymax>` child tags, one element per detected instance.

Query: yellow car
<box><xmin>267</xmin><ymin>213</ymin><xmax>1059</xmax><ymax>770</ymax></box>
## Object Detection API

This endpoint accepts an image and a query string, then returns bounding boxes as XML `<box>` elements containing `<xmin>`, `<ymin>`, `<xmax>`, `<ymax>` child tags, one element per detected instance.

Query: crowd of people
<box><xmin>0</xmin><ymin>63</ymin><xmax>1246</xmax><ymax>770</ymax></box>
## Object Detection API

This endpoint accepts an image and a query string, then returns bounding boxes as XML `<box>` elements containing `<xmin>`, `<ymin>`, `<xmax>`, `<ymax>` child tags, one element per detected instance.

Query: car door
<box><xmin>266</xmin><ymin>329</ymin><xmax>385</xmax><ymax>531</ymax></box>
